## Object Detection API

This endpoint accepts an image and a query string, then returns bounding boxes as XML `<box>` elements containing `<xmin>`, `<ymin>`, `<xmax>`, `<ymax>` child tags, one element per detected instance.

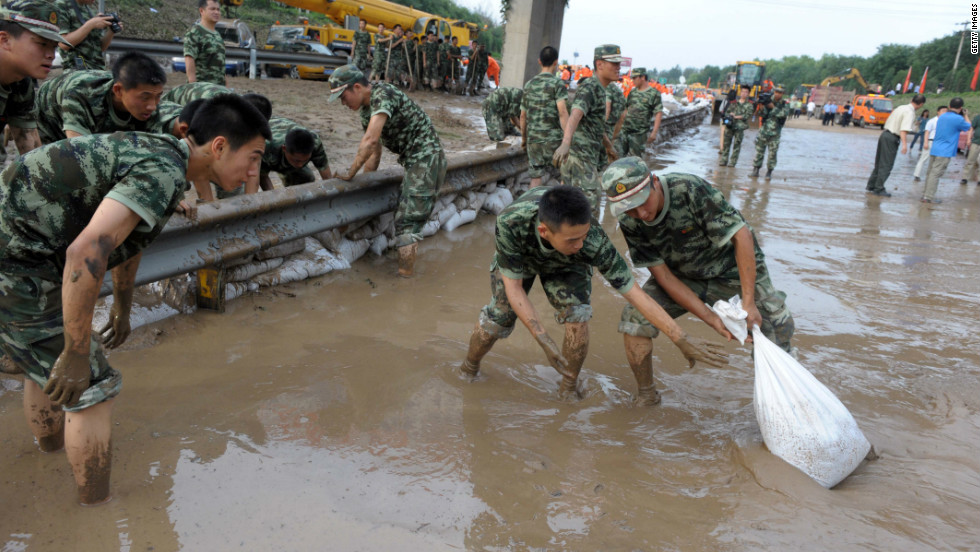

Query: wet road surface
<box><xmin>2</xmin><ymin>120</ymin><xmax>978</xmax><ymax>551</ymax></box>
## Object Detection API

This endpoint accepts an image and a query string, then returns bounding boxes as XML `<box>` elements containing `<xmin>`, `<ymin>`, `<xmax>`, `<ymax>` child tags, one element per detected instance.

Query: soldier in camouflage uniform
<box><xmin>351</xmin><ymin>19</ymin><xmax>371</xmax><ymax>72</ymax></box>
<box><xmin>403</xmin><ymin>30</ymin><xmax>420</xmax><ymax>86</ymax></box>
<box><xmin>615</xmin><ymin>67</ymin><xmax>664</xmax><ymax>157</ymax></box>
<box><xmin>448</xmin><ymin>36</ymin><xmax>462</xmax><ymax>87</ymax></box>
<box><xmin>482</xmin><ymin>87</ymin><xmax>523</xmax><ymax>141</ymax></box>
<box><xmin>602</xmin><ymin>156</ymin><xmax>794</xmax><ymax>403</ymax></box>
<box><xmin>0</xmin><ymin>1</ymin><xmax>69</xmax><ymax>168</ymax></box>
<box><xmin>520</xmin><ymin>45</ymin><xmax>568</xmax><ymax>187</ymax></box>
<box><xmin>370</xmin><ymin>23</ymin><xmax>389</xmax><ymax>82</ymax></box>
<box><xmin>0</xmin><ymin>95</ymin><xmax>270</xmax><ymax>505</ymax></box>
<box><xmin>386</xmin><ymin>25</ymin><xmax>409</xmax><ymax>86</ymax></box>
<box><xmin>162</xmin><ymin>81</ymin><xmax>229</xmax><ymax>104</ymax></box>
<box><xmin>257</xmin><ymin>117</ymin><xmax>332</xmax><ymax>190</ymax></box>
<box><xmin>54</xmin><ymin>0</ymin><xmax>118</xmax><ymax>72</ymax></box>
<box><xmin>329</xmin><ymin>65</ymin><xmax>446</xmax><ymax>277</ymax></box>
<box><xmin>422</xmin><ymin>32</ymin><xmax>440</xmax><ymax>89</ymax></box>
<box><xmin>603</xmin><ymin>79</ymin><xmax>626</xmax><ymax>166</ymax></box>
<box><xmin>719</xmin><ymin>85</ymin><xmax>754</xmax><ymax>167</ymax></box>
<box><xmin>751</xmin><ymin>86</ymin><xmax>790</xmax><ymax>179</ymax></box>
<box><xmin>437</xmin><ymin>39</ymin><xmax>451</xmax><ymax>89</ymax></box>
<box><xmin>183</xmin><ymin>0</ymin><xmax>225</xmax><ymax>85</ymax></box>
<box><xmin>552</xmin><ymin>44</ymin><xmax>623</xmax><ymax>214</ymax></box>
<box><xmin>466</xmin><ymin>41</ymin><xmax>489</xmax><ymax>95</ymax></box>
<box><xmin>35</xmin><ymin>52</ymin><xmax>167</xmax><ymax>143</ymax></box>
<box><xmin>457</xmin><ymin>185</ymin><xmax>726</xmax><ymax>401</ymax></box>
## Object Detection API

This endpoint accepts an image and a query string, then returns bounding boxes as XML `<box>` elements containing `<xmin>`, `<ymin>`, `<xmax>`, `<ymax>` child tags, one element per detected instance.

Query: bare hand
<box><xmin>646</xmin><ymin>133</ymin><xmax>658</xmax><ymax>145</ymax></box>
<box><xmin>743</xmin><ymin>302</ymin><xmax>763</xmax><ymax>334</ymax></box>
<box><xmin>673</xmin><ymin>335</ymin><xmax>728</xmax><ymax>369</ymax></box>
<box><xmin>901</xmin><ymin>145</ymin><xmax>908</xmax><ymax>155</ymax></box>
<box><xmin>552</xmin><ymin>142</ymin><xmax>571</xmax><ymax>168</ymax></box>
<box><xmin>706</xmin><ymin>314</ymin><xmax>735</xmax><ymax>341</ymax></box>
<box><xmin>176</xmin><ymin>199</ymin><xmax>198</xmax><ymax>218</ymax></box>
<box><xmin>43</xmin><ymin>349</ymin><xmax>90</xmax><ymax>407</ymax></box>
<box><xmin>605</xmin><ymin>145</ymin><xmax>619</xmax><ymax>163</ymax></box>
<box><xmin>99</xmin><ymin>300</ymin><xmax>132</xmax><ymax>350</ymax></box>
<box><xmin>87</xmin><ymin>15</ymin><xmax>115</xmax><ymax>31</ymax></box>
<box><xmin>534</xmin><ymin>333</ymin><xmax>571</xmax><ymax>379</ymax></box>
<box><xmin>336</xmin><ymin>168</ymin><xmax>356</xmax><ymax>181</ymax></box>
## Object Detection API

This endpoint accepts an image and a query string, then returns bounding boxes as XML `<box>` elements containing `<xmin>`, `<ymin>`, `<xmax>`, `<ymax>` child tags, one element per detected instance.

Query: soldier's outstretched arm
<box><xmin>648</xmin><ymin>111</ymin><xmax>663</xmax><ymax>144</ymax></box>
<box><xmin>731</xmin><ymin>226</ymin><xmax>761</xmax><ymax>330</ymax></box>
<box><xmin>648</xmin><ymin>264</ymin><xmax>732</xmax><ymax>340</ymax></box>
<box><xmin>556</xmin><ymin>99</ymin><xmax>569</xmax><ymax>132</ymax></box>
<box><xmin>339</xmin><ymin>113</ymin><xmax>387</xmax><ymax>180</ymax></box>
<box><xmin>622</xmin><ymin>280</ymin><xmax>729</xmax><ymax>369</ymax></box>
<box><xmin>553</xmin><ymin>107</ymin><xmax>584</xmax><ymax>167</ymax></box>
<box><xmin>100</xmin><ymin>252</ymin><xmax>140</xmax><ymax>349</ymax></box>
<box><xmin>500</xmin><ymin>273</ymin><xmax>572</xmax><ymax>379</ymax></box>
<box><xmin>45</xmin><ymin>199</ymin><xmax>141</xmax><ymax>407</ymax></box>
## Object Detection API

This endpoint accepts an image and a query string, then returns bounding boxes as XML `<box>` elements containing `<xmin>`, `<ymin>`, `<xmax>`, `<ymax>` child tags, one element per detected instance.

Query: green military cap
<box><xmin>594</xmin><ymin>44</ymin><xmax>625</xmax><ymax>63</ymax></box>
<box><xmin>601</xmin><ymin>156</ymin><xmax>652</xmax><ymax>217</ymax></box>
<box><xmin>327</xmin><ymin>64</ymin><xmax>364</xmax><ymax>102</ymax></box>
<box><xmin>630</xmin><ymin>67</ymin><xmax>647</xmax><ymax>78</ymax></box>
<box><xmin>0</xmin><ymin>0</ymin><xmax>70</xmax><ymax>44</ymax></box>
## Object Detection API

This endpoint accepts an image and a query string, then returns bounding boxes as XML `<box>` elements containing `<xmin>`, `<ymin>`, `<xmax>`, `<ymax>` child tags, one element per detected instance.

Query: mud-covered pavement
<box><xmin>2</xmin><ymin>91</ymin><xmax>979</xmax><ymax>550</ymax></box>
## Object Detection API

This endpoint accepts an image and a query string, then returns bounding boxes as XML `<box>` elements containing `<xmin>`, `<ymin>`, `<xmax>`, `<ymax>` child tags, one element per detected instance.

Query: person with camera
<box><xmin>751</xmin><ymin>86</ymin><xmax>790</xmax><ymax>180</ymax></box>
<box><xmin>719</xmin><ymin>85</ymin><xmax>753</xmax><ymax>167</ymax></box>
<box><xmin>54</xmin><ymin>0</ymin><xmax>120</xmax><ymax>72</ymax></box>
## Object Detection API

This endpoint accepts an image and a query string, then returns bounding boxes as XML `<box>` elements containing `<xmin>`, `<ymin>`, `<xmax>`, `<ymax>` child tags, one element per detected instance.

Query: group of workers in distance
<box><xmin>0</xmin><ymin>0</ymin><xmax>795</xmax><ymax>510</ymax></box>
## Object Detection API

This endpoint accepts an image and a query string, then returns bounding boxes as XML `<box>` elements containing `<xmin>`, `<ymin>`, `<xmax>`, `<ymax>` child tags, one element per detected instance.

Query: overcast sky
<box><xmin>457</xmin><ymin>0</ymin><xmax>967</xmax><ymax>70</ymax></box>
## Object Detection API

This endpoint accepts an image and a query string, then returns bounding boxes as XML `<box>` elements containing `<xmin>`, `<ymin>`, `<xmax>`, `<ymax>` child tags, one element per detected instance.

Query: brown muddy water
<box><xmin>2</xmin><ymin>121</ymin><xmax>978</xmax><ymax>551</ymax></box>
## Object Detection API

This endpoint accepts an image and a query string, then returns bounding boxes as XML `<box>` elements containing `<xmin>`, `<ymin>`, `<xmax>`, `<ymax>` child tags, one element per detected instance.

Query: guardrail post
<box><xmin>249</xmin><ymin>45</ymin><xmax>257</xmax><ymax>80</ymax></box>
<box><xmin>196</xmin><ymin>267</ymin><xmax>226</xmax><ymax>312</ymax></box>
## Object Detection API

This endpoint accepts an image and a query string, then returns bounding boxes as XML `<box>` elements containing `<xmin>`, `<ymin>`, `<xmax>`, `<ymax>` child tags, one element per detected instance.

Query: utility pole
<box><xmin>952</xmin><ymin>21</ymin><xmax>969</xmax><ymax>89</ymax></box>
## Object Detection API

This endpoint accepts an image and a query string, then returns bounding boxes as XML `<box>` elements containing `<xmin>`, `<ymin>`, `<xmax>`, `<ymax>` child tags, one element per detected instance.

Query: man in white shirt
<box><xmin>913</xmin><ymin>105</ymin><xmax>945</xmax><ymax>182</ymax></box>
<box><xmin>807</xmin><ymin>100</ymin><xmax>816</xmax><ymax>119</ymax></box>
<box><xmin>865</xmin><ymin>94</ymin><xmax>926</xmax><ymax>197</ymax></box>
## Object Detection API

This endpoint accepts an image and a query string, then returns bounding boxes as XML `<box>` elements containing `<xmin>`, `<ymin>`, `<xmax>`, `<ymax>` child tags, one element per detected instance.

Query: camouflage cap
<box><xmin>602</xmin><ymin>156</ymin><xmax>652</xmax><ymax>217</ymax></box>
<box><xmin>327</xmin><ymin>64</ymin><xmax>364</xmax><ymax>102</ymax></box>
<box><xmin>0</xmin><ymin>0</ymin><xmax>70</xmax><ymax>44</ymax></box>
<box><xmin>630</xmin><ymin>67</ymin><xmax>647</xmax><ymax>78</ymax></box>
<box><xmin>594</xmin><ymin>44</ymin><xmax>625</xmax><ymax>63</ymax></box>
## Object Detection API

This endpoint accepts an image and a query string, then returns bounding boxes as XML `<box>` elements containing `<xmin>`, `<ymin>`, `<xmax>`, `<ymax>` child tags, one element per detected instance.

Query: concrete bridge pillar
<box><xmin>499</xmin><ymin>0</ymin><xmax>566</xmax><ymax>89</ymax></box>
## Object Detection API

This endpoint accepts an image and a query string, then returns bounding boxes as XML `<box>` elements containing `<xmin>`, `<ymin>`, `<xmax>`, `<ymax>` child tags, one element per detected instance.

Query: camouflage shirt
<box><xmin>492</xmin><ymin>186</ymin><xmax>635</xmax><ymax>293</ymax></box>
<box><xmin>36</xmin><ymin>70</ymin><xmax>153</xmax><ymax>143</ymax></box>
<box><xmin>353</xmin><ymin>30</ymin><xmax>371</xmax><ymax>59</ymax></box>
<box><xmin>569</xmin><ymin>76</ymin><xmax>608</xmax><ymax>167</ymax></box>
<box><xmin>183</xmin><ymin>23</ymin><xmax>226</xmax><ymax>85</ymax></box>
<box><xmin>617</xmin><ymin>173</ymin><xmax>765</xmax><ymax>281</ymax></box>
<box><xmin>605</xmin><ymin>82</ymin><xmax>626</xmax><ymax>138</ymax></box>
<box><xmin>262</xmin><ymin>117</ymin><xmax>329</xmax><ymax>174</ymax></box>
<box><xmin>145</xmin><ymin>102</ymin><xmax>183</xmax><ymax>135</ymax></box>
<box><xmin>360</xmin><ymin>83</ymin><xmax>443</xmax><ymax>166</ymax></box>
<box><xmin>484</xmin><ymin>87</ymin><xmax>523</xmax><ymax>120</ymax></box>
<box><xmin>0</xmin><ymin>77</ymin><xmax>37</xmax><ymax>130</ymax></box>
<box><xmin>54</xmin><ymin>0</ymin><xmax>107</xmax><ymax>71</ymax></box>
<box><xmin>724</xmin><ymin>100</ymin><xmax>755</xmax><ymax>131</ymax></box>
<box><xmin>621</xmin><ymin>86</ymin><xmax>663</xmax><ymax>135</ymax></box>
<box><xmin>521</xmin><ymin>72</ymin><xmax>568</xmax><ymax>144</ymax></box>
<box><xmin>162</xmin><ymin>82</ymin><xmax>230</xmax><ymax>104</ymax></box>
<box><xmin>374</xmin><ymin>32</ymin><xmax>389</xmax><ymax>60</ymax></box>
<box><xmin>422</xmin><ymin>41</ymin><xmax>439</xmax><ymax>67</ymax></box>
<box><xmin>759</xmin><ymin>98</ymin><xmax>790</xmax><ymax>135</ymax></box>
<box><xmin>0</xmin><ymin>132</ymin><xmax>189</xmax><ymax>281</ymax></box>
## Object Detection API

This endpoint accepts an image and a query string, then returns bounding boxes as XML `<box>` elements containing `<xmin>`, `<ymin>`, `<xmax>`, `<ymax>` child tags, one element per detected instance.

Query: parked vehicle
<box><xmin>851</xmin><ymin>94</ymin><xmax>893</xmax><ymax>128</ymax></box>
<box><xmin>264</xmin><ymin>40</ymin><xmax>336</xmax><ymax>80</ymax></box>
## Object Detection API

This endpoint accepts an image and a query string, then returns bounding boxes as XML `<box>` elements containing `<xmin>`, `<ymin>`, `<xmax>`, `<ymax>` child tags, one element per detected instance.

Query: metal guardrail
<box><xmin>100</xmin><ymin>147</ymin><xmax>527</xmax><ymax>295</ymax></box>
<box><xmin>107</xmin><ymin>37</ymin><xmax>349</xmax><ymax>70</ymax></box>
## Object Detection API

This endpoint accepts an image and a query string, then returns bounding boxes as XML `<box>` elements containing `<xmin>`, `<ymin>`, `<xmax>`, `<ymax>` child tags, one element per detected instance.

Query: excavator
<box><xmin>820</xmin><ymin>68</ymin><xmax>871</xmax><ymax>90</ymax></box>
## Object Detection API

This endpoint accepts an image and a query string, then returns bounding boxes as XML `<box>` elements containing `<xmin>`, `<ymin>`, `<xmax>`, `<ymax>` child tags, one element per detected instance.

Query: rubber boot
<box><xmin>750</xmin><ymin>167</ymin><xmax>760</xmax><ymax>178</ymax></box>
<box><xmin>397</xmin><ymin>242</ymin><xmax>418</xmax><ymax>277</ymax></box>
<box><xmin>765</xmin><ymin>168</ymin><xmax>773</xmax><ymax>180</ymax></box>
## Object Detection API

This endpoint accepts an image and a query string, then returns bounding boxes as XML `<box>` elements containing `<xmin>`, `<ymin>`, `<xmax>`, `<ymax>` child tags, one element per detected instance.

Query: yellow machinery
<box><xmin>714</xmin><ymin>61</ymin><xmax>767</xmax><ymax>127</ymax></box>
<box><xmin>820</xmin><ymin>68</ymin><xmax>871</xmax><ymax>90</ymax></box>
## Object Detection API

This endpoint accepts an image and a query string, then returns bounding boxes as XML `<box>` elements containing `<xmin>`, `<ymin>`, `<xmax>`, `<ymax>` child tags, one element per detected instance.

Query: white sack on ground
<box><xmin>226</xmin><ymin>257</ymin><xmax>285</xmax><ymax>283</ymax></box>
<box><xmin>752</xmin><ymin>326</ymin><xmax>871</xmax><ymax>488</ymax></box>
<box><xmin>255</xmin><ymin>238</ymin><xmax>305</xmax><ymax>261</ymax></box>
<box><xmin>336</xmin><ymin>237</ymin><xmax>370</xmax><ymax>264</ymax></box>
<box><xmin>422</xmin><ymin>219</ymin><xmax>441</xmax><ymax>237</ymax></box>
<box><xmin>369</xmin><ymin>234</ymin><xmax>388</xmax><ymax>256</ymax></box>
<box><xmin>444</xmin><ymin>209</ymin><xmax>477</xmax><ymax>232</ymax></box>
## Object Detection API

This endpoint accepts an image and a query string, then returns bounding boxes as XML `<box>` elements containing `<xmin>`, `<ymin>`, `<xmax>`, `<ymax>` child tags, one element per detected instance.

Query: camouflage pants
<box><xmin>526</xmin><ymin>140</ymin><xmax>562</xmax><ymax>180</ymax></box>
<box><xmin>616</xmin><ymin>130</ymin><xmax>648</xmax><ymax>158</ymax></box>
<box><xmin>395</xmin><ymin>150</ymin><xmax>447</xmax><ymax>247</ymax></box>
<box><xmin>352</xmin><ymin>51</ymin><xmax>370</xmax><ymax>72</ymax></box>
<box><xmin>372</xmin><ymin>50</ymin><xmax>388</xmax><ymax>77</ymax></box>
<box><xmin>720</xmin><ymin>128</ymin><xmax>745</xmax><ymax>165</ymax></box>
<box><xmin>559</xmin><ymin>152</ymin><xmax>602</xmax><ymax>216</ymax></box>
<box><xmin>389</xmin><ymin>50</ymin><xmax>408</xmax><ymax>82</ymax></box>
<box><xmin>479</xmin><ymin>267</ymin><xmax>594</xmax><ymax>339</ymax></box>
<box><xmin>753</xmin><ymin>131</ymin><xmax>781</xmax><ymax>170</ymax></box>
<box><xmin>618</xmin><ymin>268</ymin><xmax>794</xmax><ymax>352</ymax></box>
<box><xmin>424</xmin><ymin>59</ymin><xmax>440</xmax><ymax>84</ymax></box>
<box><xmin>0</xmin><ymin>273</ymin><xmax>121</xmax><ymax>412</ymax></box>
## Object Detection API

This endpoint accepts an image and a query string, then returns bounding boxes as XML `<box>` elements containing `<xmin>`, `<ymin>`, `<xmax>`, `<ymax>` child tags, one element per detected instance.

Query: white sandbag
<box><xmin>708</xmin><ymin>295</ymin><xmax>748</xmax><ymax>345</ymax></box>
<box><xmin>369</xmin><ymin>234</ymin><xmax>388</xmax><ymax>256</ymax></box>
<box><xmin>483</xmin><ymin>189</ymin><xmax>512</xmax><ymax>215</ymax></box>
<box><xmin>251</xmin><ymin>246</ymin><xmax>347</xmax><ymax>287</ymax></box>
<box><xmin>377</xmin><ymin>212</ymin><xmax>395</xmax><ymax>236</ymax></box>
<box><xmin>443</xmin><ymin>209</ymin><xmax>477</xmax><ymax>232</ymax></box>
<box><xmin>226</xmin><ymin>257</ymin><xmax>285</xmax><ymax>283</ymax></box>
<box><xmin>435</xmin><ymin>203</ymin><xmax>458</xmax><ymax>226</ymax></box>
<box><xmin>225</xmin><ymin>281</ymin><xmax>253</xmax><ymax>301</ymax></box>
<box><xmin>336</xmin><ymin>237</ymin><xmax>370</xmax><ymax>264</ymax></box>
<box><xmin>347</xmin><ymin>218</ymin><xmax>384</xmax><ymax>241</ymax></box>
<box><xmin>452</xmin><ymin>195</ymin><xmax>468</xmax><ymax>211</ymax></box>
<box><xmin>313</xmin><ymin>228</ymin><xmax>343</xmax><ymax>251</ymax></box>
<box><xmin>464</xmin><ymin>191</ymin><xmax>488</xmax><ymax>212</ymax></box>
<box><xmin>422</xmin><ymin>219</ymin><xmax>441</xmax><ymax>237</ymax></box>
<box><xmin>752</xmin><ymin>326</ymin><xmax>871</xmax><ymax>488</ymax></box>
<box><xmin>496</xmin><ymin>187</ymin><xmax>513</xmax><ymax>207</ymax></box>
<box><xmin>255</xmin><ymin>238</ymin><xmax>305</xmax><ymax>261</ymax></box>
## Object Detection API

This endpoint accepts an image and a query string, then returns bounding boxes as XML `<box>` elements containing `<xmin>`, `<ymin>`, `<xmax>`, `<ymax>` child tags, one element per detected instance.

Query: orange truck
<box><xmin>850</xmin><ymin>94</ymin><xmax>893</xmax><ymax>128</ymax></box>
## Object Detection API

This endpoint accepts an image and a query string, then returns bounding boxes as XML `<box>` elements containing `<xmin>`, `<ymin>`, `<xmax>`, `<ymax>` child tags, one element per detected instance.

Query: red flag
<box><xmin>972</xmin><ymin>58</ymin><xmax>980</xmax><ymax>90</ymax></box>
<box><xmin>919</xmin><ymin>67</ymin><xmax>929</xmax><ymax>94</ymax></box>
<box><xmin>706</xmin><ymin>77</ymin><xmax>711</xmax><ymax>88</ymax></box>
<box><xmin>901</xmin><ymin>66</ymin><xmax>912</xmax><ymax>93</ymax></box>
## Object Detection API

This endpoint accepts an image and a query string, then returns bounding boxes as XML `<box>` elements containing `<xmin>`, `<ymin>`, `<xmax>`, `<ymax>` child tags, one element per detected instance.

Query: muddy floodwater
<box><xmin>2</xmin><ymin>119</ymin><xmax>978</xmax><ymax>551</ymax></box>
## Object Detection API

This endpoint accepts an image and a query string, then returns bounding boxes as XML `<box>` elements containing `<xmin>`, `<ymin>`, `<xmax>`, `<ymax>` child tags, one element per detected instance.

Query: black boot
<box><xmin>765</xmin><ymin>168</ymin><xmax>773</xmax><ymax>180</ymax></box>
<box><xmin>750</xmin><ymin>167</ymin><xmax>760</xmax><ymax>178</ymax></box>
